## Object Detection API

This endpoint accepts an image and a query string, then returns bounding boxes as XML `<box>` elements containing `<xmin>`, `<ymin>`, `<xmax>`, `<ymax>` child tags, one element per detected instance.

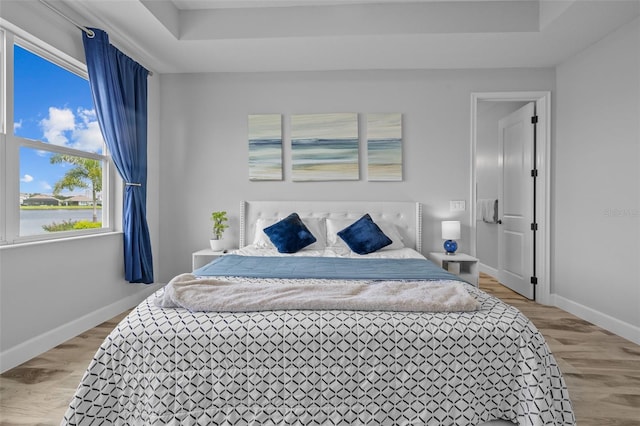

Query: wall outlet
<box><xmin>450</xmin><ymin>200</ymin><xmax>466</xmax><ymax>212</ymax></box>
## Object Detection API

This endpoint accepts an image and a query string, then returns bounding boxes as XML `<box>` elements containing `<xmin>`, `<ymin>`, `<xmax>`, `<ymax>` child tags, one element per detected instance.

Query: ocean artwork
<box><xmin>367</xmin><ymin>113</ymin><xmax>402</xmax><ymax>181</ymax></box>
<box><xmin>248</xmin><ymin>114</ymin><xmax>283</xmax><ymax>181</ymax></box>
<box><xmin>291</xmin><ymin>113</ymin><xmax>359</xmax><ymax>181</ymax></box>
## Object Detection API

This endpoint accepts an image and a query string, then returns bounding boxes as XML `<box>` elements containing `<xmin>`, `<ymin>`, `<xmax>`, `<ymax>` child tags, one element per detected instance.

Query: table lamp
<box><xmin>441</xmin><ymin>220</ymin><xmax>460</xmax><ymax>255</ymax></box>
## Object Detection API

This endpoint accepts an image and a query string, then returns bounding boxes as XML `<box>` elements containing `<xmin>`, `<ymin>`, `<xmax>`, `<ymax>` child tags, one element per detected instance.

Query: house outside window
<box><xmin>0</xmin><ymin>23</ymin><xmax>115</xmax><ymax>244</ymax></box>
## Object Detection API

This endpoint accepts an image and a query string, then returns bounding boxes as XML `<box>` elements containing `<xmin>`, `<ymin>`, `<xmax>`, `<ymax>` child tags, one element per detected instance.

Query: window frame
<box><xmin>0</xmin><ymin>23</ymin><xmax>116</xmax><ymax>245</ymax></box>
<box><xmin>0</xmin><ymin>29</ymin><xmax>6</xmax><ymax>243</ymax></box>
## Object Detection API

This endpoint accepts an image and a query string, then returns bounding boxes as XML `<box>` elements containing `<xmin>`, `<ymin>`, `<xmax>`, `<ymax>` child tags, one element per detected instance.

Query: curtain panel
<box><xmin>82</xmin><ymin>28</ymin><xmax>154</xmax><ymax>283</ymax></box>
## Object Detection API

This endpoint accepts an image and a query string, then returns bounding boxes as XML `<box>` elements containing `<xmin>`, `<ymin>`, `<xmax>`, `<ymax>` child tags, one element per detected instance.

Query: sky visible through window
<box><xmin>14</xmin><ymin>45</ymin><xmax>104</xmax><ymax>197</ymax></box>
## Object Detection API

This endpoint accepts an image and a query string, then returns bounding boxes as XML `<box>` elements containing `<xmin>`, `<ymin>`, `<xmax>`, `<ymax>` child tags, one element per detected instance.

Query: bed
<box><xmin>62</xmin><ymin>201</ymin><xmax>575</xmax><ymax>426</ymax></box>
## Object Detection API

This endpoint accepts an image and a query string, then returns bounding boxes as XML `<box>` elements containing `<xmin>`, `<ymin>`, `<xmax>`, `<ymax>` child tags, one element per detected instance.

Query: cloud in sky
<box><xmin>72</xmin><ymin>109</ymin><xmax>104</xmax><ymax>153</ymax></box>
<box><xmin>40</xmin><ymin>106</ymin><xmax>104</xmax><ymax>153</ymax></box>
<box><xmin>40</xmin><ymin>181</ymin><xmax>52</xmax><ymax>191</ymax></box>
<box><xmin>41</xmin><ymin>107</ymin><xmax>74</xmax><ymax>146</ymax></box>
<box><xmin>20</xmin><ymin>174</ymin><xmax>34</xmax><ymax>183</ymax></box>
<box><xmin>14</xmin><ymin>120</ymin><xmax>22</xmax><ymax>131</ymax></box>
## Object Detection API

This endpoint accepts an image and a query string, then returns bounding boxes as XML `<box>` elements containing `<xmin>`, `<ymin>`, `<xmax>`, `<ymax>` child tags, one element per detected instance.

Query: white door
<box><xmin>498</xmin><ymin>102</ymin><xmax>535</xmax><ymax>299</ymax></box>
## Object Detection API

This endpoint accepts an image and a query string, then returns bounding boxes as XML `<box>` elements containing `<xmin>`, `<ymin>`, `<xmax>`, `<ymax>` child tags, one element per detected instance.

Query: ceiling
<box><xmin>51</xmin><ymin>0</ymin><xmax>639</xmax><ymax>74</ymax></box>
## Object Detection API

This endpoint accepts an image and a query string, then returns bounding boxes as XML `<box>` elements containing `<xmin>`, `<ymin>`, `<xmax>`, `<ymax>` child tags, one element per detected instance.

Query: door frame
<box><xmin>470</xmin><ymin>91</ymin><xmax>551</xmax><ymax>305</ymax></box>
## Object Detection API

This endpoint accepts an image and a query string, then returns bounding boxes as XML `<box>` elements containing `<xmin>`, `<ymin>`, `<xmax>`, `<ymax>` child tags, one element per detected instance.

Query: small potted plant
<box><xmin>209</xmin><ymin>210</ymin><xmax>229</xmax><ymax>251</ymax></box>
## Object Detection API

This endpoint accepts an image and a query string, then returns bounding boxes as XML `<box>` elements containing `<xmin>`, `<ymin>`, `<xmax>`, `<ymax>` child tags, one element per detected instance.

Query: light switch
<box><xmin>450</xmin><ymin>200</ymin><xmax>466</xmax><ymax>212</ymax></box>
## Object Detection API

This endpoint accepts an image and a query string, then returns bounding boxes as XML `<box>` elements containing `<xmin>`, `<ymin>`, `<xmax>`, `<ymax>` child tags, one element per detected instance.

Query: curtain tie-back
<box><xmin>125</xmin><ymin>182</ymin><xmax>142</xmax><ymax>187</ymax></box>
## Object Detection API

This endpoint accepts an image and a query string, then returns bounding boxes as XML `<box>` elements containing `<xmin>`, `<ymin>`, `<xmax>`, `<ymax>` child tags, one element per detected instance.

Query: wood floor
<box><xmin>1</xmin><ymin>273</ymin><xmax>639</xmax><ymax>425</ymax></box>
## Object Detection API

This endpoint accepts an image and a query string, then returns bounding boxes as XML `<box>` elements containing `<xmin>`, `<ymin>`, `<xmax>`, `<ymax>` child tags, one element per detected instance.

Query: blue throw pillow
<box><xmin>337</xmin><ymin>214</ymin><xmax>392</xmax><ymax>255</ymax></box>
<box><xmin>263</xmin><ymin>213</ymin><xmax>317</xmax><ymax>253</ymax></box>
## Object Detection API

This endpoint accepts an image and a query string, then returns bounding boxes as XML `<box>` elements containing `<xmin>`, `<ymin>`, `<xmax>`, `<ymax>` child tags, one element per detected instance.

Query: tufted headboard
<box><xmin>239</xmin><ymin>200</ymin><xmax>422</xmax><ymax>252</ymax></box>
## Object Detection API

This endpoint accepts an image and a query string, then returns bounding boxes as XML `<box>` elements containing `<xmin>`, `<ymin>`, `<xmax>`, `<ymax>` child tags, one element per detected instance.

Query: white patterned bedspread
<box><xmin>62</xmin><ymin>279</ymin><xmax>575</xmax><ymax>426</ymax></box>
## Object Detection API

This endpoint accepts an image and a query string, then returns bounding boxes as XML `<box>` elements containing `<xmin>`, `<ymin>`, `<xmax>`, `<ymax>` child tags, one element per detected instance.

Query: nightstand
<box><xmin>192</xmin><ymin>248</ymin><xmax>229</xmax><ymax>271</ymax></box>
<box><xmin>428</xmin><ymin>252</ymin><xmax>479</xmax><ymax>287</ymax></box>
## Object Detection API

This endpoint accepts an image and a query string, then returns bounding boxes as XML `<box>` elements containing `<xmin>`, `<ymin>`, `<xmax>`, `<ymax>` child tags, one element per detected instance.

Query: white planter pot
<box><xmin>209</xmin><ymin>239</ymin><xmax>225</xmax><ymax>251</ymax></box>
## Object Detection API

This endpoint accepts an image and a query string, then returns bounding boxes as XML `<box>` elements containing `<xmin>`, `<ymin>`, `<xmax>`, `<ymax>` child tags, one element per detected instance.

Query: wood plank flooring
<box><xmin>479</xmin><ymin>274</ymin><xmax>640</xmax><ymax>426</ymax></box>
<box><xmin>1</xmin><ymin>273</ymin><xmax>639</xmax><ymax>425</ymax></box>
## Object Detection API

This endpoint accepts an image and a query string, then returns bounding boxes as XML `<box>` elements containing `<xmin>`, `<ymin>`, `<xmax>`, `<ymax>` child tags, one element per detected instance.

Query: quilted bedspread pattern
<box><xmin>61</xmin><ymin>280</ymin><xmax>575</xmax><ymax>426</ymax></box>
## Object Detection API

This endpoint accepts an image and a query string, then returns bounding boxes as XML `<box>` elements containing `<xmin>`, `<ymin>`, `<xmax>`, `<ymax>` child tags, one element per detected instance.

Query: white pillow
<box><xmin>326</xmin><ymin>217</ymin><xmax>404</xmax><ymax>250</ymax></box>
<box><xmin>325</xmin><ymin>218</ymin><xmax>353</xmax><ymax>248</ymax></box>
<box><xmin>252</xmin><ymin>216</ymin><xmax>327</xmax><ymax>250</ymax></box>
<box><xmin>376</xmin><ymin>220</ymin><xmax>405</xmax><ymax>250</ymax></box>
<box><xmin>298</xmin><ymin>217</ymin><xmax>327</xmax><ymax>250</ymax></box>
<box><xmin>252</xmin><ymin>217</ymin><xmax>277</xmax><ymax>248</ymax></box>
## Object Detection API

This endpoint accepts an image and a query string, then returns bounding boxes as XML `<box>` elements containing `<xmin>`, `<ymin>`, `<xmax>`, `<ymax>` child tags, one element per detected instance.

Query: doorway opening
<box><xmin>470</xmin><ymin>92</ymin><xmax>551</xmax><ymax>304</ymax></box>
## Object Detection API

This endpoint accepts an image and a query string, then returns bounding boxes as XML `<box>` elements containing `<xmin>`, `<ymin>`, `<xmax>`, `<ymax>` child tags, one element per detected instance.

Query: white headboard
<box><xmin>240</xmin><ymin>200</ymin><xmax>422</xmax><ymax>252</ymax></box>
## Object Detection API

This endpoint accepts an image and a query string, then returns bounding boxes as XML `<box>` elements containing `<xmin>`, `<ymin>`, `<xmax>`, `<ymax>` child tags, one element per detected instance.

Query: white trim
<box><xmin>18</xmin><ymin>136</ymin><xmax>105</xmax><ymax>160</ymax></box>
<box><xmin>0</xmin><ymin>284</ymin><xmax>161</xmax><ymax>373</ymax></box>
<box><xmin>0</xmin><ymin>230</ymin><xmax>122</xmax><ymax>250</ymax></box>
<box><xmin>552</xmin><ymin>294</ymin><xmax>640</xmax><ymax>345</ymax></box>
<box><xmin>0</xmin><ymin>18</ymin><xmax>88</xmax><ymax>79</ymax></box>
<box><xmin>0</xmin><ymin>28</ymin><xmax>5</xmax><ymax>134</ymax></box>
<box><xmin>470</xmin><ymin>91</ymin><xmax>551</xmax><ymax>305</ymax></box>
<box><xmin>478</xmin><ymin>262</ymin><xmax>499</xmax><ymax>278</ymax></box>
<box><xmin>0</xmin><ymin>23</ymin><xmax>116</xmax><ymax>245</ymax></box>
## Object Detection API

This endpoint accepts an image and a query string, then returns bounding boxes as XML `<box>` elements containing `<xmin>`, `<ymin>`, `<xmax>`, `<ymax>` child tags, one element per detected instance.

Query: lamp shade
<box><xmin>441</xmin><ymin>221</ymin><xmax>461</xmax><ymax>240</ymax></box>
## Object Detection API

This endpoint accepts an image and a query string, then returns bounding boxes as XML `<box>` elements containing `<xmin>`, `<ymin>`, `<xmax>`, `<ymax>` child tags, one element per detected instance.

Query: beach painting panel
<box><xmin>291</xmin><ymin>113</ymin><xmax>359</xmax><ymax>181</ymax></box>
<box><xmin>367</xmin><ymin>113</ymin><xmax>403</xmax><ymax>181</ymax></box>
<box><xmin>248</xmin><ymin>114</ymin><xmax>283</xmax><ymax>181</ymax></box>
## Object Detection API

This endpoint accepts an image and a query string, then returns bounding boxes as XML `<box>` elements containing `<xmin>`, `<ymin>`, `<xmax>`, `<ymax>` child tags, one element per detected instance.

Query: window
<box><xmin>1</xmin><ymin>25</ymin><xmax>114</xmax><ymax>244</ymax></box>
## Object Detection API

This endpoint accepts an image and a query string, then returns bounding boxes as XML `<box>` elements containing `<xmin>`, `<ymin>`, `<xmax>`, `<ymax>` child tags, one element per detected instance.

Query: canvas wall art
<box><xmin>367</xmin><ymin>113</ymin><xmax>403</xmax><ymax>181</ymax></box>
<box><xmin>291</xmin><ymin>113</ymin><xmax>359</xmax><ymax>181</ymax></box>
<box><xmin>248</xmin><ymin>114</ymin><xmax>283</xmax><ymax>181</ymax></box>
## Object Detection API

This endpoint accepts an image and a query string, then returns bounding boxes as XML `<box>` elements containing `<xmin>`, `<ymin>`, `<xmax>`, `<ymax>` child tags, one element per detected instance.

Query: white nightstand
<box><xmin>428</xmin><ymin>252</ymin><xmax>479</xmax><ymax>287</ymax></box>
<box><xmin>192</xmin><ymin>248</ymin><xmax>229</xmax><ymax>271</ymax></box>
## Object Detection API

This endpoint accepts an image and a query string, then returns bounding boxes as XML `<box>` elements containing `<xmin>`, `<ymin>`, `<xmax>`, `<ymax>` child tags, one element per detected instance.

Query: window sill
<box><xmin>0</xmin><ymin>229</ymin><xmax>123</xmax><ymax>250</ymax></box>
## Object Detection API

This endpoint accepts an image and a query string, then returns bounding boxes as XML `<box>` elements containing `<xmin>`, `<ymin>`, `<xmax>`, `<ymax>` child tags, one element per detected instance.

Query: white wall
<box><xmin>158</xmin><ymin>69</ymin><xmax>554</xmax><ymax>282</ymax></box>
<box><xmin>554</xmin><ymin>17</ymin><xmax>640</xmax><ymax>342</ymax></box>
<box><xmin>3</xmin><ymin>0</ymin><xmax>636</xmax><ymax>372</ymax></box>
<box><xmin>475</xmin><ymin>101</ymin><xmax>527</xmax><ymax>272</ymax></box>
<box><xmin>0</xmin><ymin>2</ymin><xmax>162</xmax><ymax>372</ymax></box>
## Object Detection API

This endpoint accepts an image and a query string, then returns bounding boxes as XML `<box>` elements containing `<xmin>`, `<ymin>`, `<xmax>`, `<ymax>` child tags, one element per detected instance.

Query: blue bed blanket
<box><xmin>193</xmin><ymin>254</ymin><xmax>465</xmax><ymax>283</ymax></box>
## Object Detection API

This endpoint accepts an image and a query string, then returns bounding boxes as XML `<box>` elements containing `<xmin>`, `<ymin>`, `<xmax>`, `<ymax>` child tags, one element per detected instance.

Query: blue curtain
<box><xmin>83</xmin><ymin>28</ymin><xmax>154</xmax><ymax>283</ymax></box>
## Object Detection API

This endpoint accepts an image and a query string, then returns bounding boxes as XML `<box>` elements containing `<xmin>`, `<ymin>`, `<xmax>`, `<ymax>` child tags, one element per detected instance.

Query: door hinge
<box><xmin>531</xmin><ymin>223</ymin><xmax>538</xmax><ymax>231</ymax></box>
<box><xmin>531</xmin><ymin>169</ymin><xmax>538</xmax><ymax>177</ymax></box>
<box><xmin>531</xmin><ymin>116</ymin><xmax>538</xmax><ymax>124</ymax></box>
<box><xmin>531</xmin><ymin>276</ymin><xmax>538</xmax><ymax>285</ymax></box>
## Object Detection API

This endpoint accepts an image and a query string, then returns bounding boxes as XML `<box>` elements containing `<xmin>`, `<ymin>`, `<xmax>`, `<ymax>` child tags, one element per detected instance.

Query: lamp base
<box><xmin>443</xmin><ymin>239</ymin><xmax>458</xmax><ymax>255</ymax></box>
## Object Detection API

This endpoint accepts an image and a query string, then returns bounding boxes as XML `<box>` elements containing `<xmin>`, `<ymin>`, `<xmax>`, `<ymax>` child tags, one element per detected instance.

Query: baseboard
<box><xmin>0</xmin><ymin>284</ymin><xmax>161</xmax><ymax>373</ymax></box>
<box><xmin>478</xmin><ymin>263</ymin><xmax>499</xmax><ymax>278</ymax></box>
<box><xmin>479</xmin><ymin>268</ymin><xmax>639</xmax><ymax>345</ymax></box>
<box><xmin>552</xmin><ymin>294</ymin><xmax>640</xmax><ymax>345</ymax></box>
